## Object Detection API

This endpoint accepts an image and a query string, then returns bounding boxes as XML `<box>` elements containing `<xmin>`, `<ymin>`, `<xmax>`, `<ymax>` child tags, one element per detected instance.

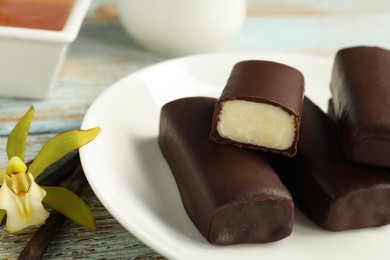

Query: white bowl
<box><xmin>117</xmin><ymin>0</ymin><xmax>246</xmax><ymax>56</ymax></box>
<box><xmin>0</xmin><ymin>0</ymin><xmax>92</xmax><ymax>99</ymax></box>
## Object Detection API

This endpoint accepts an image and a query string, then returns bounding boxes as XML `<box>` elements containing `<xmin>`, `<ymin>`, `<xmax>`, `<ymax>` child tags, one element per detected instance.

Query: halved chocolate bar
<box><xmin>330</xmin><ymin>46</ymin><xmax>390</xmax><ymax>167</ymax></box>
<box><xmin>269</xmin><ymin>97</ymin><xmax>390</xmax><ymax>231</ymax></box>
<box><xmin>210</xmin><ymin>60</ymin><xmax>304</xmax><ymax>157</ymax></box>
<box><xmin>159</xmin><ymin>97</ymin><xmax>294</xmax><ymax>245</ymax></box>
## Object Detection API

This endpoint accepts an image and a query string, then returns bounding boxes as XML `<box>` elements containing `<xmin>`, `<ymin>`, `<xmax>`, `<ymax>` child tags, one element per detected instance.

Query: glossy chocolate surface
<box><xmin>159</xmin><ymin>97</ymin><xmax>294</xmax><ymax>245</ymax></box>
<box><xmin>210</xmin><ymin>60</ymin><xmax>304</xmax><ymax>156</ymax></box>
<box><xmin>330</xmin><ymin>46</ymin><xmax>390</xmax><ymax>167</ymax></box>
<box><xmin>269</xmin><ymin>97</ymin><xmax>390</xmax><ymax>231</ymax></box>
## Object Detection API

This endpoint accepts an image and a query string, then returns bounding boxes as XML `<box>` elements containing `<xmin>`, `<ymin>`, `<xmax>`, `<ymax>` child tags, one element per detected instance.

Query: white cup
<box><xmin>117</xmin><ymin>0</ymin><xmax>246</xmax><ymax>56</ymax></box>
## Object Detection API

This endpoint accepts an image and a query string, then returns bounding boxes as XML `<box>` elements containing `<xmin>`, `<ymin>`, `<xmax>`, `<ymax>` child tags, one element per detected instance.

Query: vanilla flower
<box><xmin>0</xmin><ymin>106</ymin><xmax>100</xmax><ymax>233</ymax></box>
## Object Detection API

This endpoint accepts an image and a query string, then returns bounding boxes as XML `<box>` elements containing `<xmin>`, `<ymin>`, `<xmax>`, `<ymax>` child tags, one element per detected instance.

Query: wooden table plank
<box><xmin>228</xmin><ymin>14</ymin><xmax>390</xmax><ymax>56</ymax></box>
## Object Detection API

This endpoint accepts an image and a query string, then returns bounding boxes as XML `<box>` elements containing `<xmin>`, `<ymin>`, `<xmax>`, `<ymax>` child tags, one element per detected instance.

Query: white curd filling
<box><xmin>216</xmin><ymin>100</ymin><xmax>296</xmax><ymax>150</ymax></box>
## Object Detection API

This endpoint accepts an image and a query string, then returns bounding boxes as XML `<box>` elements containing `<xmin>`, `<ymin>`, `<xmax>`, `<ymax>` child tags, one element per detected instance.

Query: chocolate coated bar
<box><xmin>330</xmin><ymin>46</ymin><xmax>390</xmax><ymax>167</ymax></box>
<box><xmin>269</xmin><ymin>97</ymin><xmax>390</xmax><ymax>231</ymax></box>
<box><xmin>210</xmin><ymin>60</ymin><xmax>304</xmax><ymax>157</ymax></box>
<box><xmin>159</xmin><ymin>97</ymin><xmax>294</xmax><ymax>245</ymax></box>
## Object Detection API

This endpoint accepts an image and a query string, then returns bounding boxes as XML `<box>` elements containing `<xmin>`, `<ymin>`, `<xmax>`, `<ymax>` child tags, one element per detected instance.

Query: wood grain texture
<box><xmin>246</xmin><ymin>0</ymin><xmax>390</xmax><ymax>16</ymax></box>
<box><xmin>228</xmin><ymin>14</ymin><xmax>390</xmax><ymax>56</ymax></box>
<box><xmin>0</xmin><ymin>0</ymin><xmax>389</xmax><ymax>258</ymax></box>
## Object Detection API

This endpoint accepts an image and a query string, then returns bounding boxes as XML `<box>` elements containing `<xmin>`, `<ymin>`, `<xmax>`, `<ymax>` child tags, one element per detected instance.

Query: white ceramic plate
<box><xmin>80</xmin><ymin>52</ymin><xmax>390</xmax><ymax>260</ymax></box>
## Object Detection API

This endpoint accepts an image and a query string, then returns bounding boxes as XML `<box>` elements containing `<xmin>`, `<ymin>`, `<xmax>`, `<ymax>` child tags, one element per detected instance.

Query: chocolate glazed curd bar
<box><xmin>210</xmin><ymin>60</ymin><xmax>304</xmax><ymax>157</ymax></box>
<box><xmin>330</xmin><ymin>46</ymin><xmax>390</xmax><ymax>167</ymax></box>
<box><xmin>268</xmin><ymin>97</ymin><xmax>390</xmax><ymax>231</ymax></box>
<box><xmin>159</xmin><ymin>97</ymin><xmax>294</xmax><ymax>245</ymax></box>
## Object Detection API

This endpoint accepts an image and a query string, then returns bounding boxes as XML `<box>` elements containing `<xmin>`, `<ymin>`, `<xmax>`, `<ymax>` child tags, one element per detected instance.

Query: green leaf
<box><xmin>29</xmin><ymin>127</ymin><xmax>101</xmax><ymax>178</ymax></box>
<box><xmin>6</xmin><ymin>106</ymin><xmax>34</xmax><ymax>161</ymax></box>
<box><xmin>42</xmin><ymin>186</ymin><xmax>96</xmax><ymax>230</ymax></box>
<box><xmin>0</xmin><ymin>209</ymin><xmax>5</xmax><ymax>223</ymax></box>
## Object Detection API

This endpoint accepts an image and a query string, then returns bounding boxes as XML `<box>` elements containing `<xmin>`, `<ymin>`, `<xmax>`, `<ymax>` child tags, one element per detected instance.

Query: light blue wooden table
<box><xmin>0</xmin><ymin>0</ymin><xmax>389</xmax><ymax>258</ymax></box>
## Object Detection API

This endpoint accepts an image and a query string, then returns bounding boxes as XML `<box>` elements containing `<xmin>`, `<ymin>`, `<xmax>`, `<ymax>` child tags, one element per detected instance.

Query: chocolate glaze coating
<box><xmin>159</xmin><ymin>97</ymin><xmax>294</xmax><ymax>245</ymax></box>
<box><xmin>210</xmin><ymin>60</ymin><xmax>305</xmax><ymax>157</ymax></box>
<box><xmin>268</xmin><ymin>97</ymin><xmax>390</xmax><ymax>231</ymax></box>
<box><xmin>330</xmin><ymin>46</ymin><xmax>390</xmax><ymax>167</ymax></box>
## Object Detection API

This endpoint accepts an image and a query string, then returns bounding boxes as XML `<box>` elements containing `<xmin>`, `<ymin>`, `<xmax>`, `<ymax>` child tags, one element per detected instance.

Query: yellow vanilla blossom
<box><xmin>0</xmin><ymin>157</ymin><xmax>49</xmax><ymax>233</ymax></box>
<box><xmin>0</xmin><ymin>106</ymin><xmax>100</xmax><ymax>233</ymax></box>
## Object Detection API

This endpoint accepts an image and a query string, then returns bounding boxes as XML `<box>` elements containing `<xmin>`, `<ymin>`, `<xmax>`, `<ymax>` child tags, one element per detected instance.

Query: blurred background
<box><xmin>87</xmin><ymin>0</ymin><xmax>390</xmax><ymax>56</ymax></box>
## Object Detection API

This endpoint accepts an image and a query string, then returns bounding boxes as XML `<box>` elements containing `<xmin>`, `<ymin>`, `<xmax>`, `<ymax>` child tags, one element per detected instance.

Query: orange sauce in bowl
<box><xmin>0</xmin><ymin>0</ymin><xmax>75</xmax><ymax>31</ymax></box>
